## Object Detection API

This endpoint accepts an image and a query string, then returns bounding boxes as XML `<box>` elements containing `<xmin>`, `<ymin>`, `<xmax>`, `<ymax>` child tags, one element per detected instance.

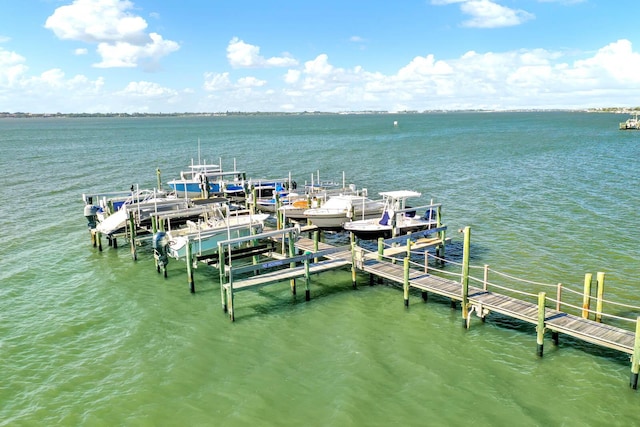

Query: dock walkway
<box><xmin>217</xmin><ymin>227</ymin><xmax>639</xmax><ymax>387</ymax></box>
<box><xmin>361</xmin><ymin>259</ymin><xmax>636</xmax><ymax>354</ymax></box>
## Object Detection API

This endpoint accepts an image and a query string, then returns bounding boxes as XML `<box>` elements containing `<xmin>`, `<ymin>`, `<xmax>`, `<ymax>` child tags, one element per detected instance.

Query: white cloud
<box><xmin>433</xmin><ymin>0</ymin><xmax>534</xmax><ymax>28</ymax></box>
<box><xmin>237</xmin><ymin>76</ymin><xmax>266</xmax><ymax>88</ymax></box>
<box><xmin>44</xmin><ymin>0</ymin><xmax>179</xmax><ymax>68</ymax></box>
<box><xmin>95</xmin><ymin>33</ymin><xmax>178</xmax><ymax>69</ymax></box>
<box><xmin>120</xmin><ymin>81</ymin><xmax>178</xmax><ymax>97</ymax></box>
<box><xmin>45</xmin><ymin>0</ymin><xmax>147</xmax><ymax>43</ymax></box>
<box><xmin>284</xmin><ymin>69</ymin><xmax>301</xmax><ymax>84</ymax></box>
<box><xmin>462</xmin><ymin>1</ymin><xmax>534</xmax><ymax>28</ymax></box>
<box><xmin>0</xmin><ymin>47</ymin><xmax>28</xmax><ymax>87</ymax></box>
<box><xmin>203</xmin><ymin>72</ymin><xmax>232</xmax><ymax>91</ymax></box>
<box><xmin>226</xmin><ymin>37</ymin><xmax>298</xmax><ymax>68</ymax></box>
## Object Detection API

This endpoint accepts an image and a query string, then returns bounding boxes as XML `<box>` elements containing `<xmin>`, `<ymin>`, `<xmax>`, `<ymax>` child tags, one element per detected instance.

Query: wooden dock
<box><xmin>360</xmin><ymin>258</ymin><xmax>636</xmax><ymax>354</ymax></box>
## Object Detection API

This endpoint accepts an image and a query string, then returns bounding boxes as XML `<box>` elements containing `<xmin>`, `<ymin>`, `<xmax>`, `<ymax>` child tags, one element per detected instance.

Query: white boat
<box><xmin>83</xmin><ymin>188</ymin><xmax>188</xmax><ymax>235</ymax></box>
<box><xmin>167</xmin><ymin>161</ymin><xmax>246</xmax><ymax>198</ymax></box>
<box><xmin>619</xmin><ymin>113</ymin><xmax>640</xmax><ymax>130</ymax></box>
<box><xmin>343</xmin><ymin>191</ymin><xmax>439</xmax><ymax>239</ymax></box>
<box><xmin>303</xmin><ymin>194</ymin><xmax>385</xmax><ymax>229</ymax></box>
<box><xmin>278</xmin><ymin>183</ymin><xmax>363</xmax><ymax>222</ymax></box>
<box><xmin>165</xmin><ymin>209</ymin><xmax>270</xmax><ymax>259</ymax></box>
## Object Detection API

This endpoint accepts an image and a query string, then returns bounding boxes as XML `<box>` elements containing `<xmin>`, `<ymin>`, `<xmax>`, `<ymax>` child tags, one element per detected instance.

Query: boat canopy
<box><xmin>379</xmin><ymin>190</ymin><xmax>421</xmax><ymax>199</ymax></box>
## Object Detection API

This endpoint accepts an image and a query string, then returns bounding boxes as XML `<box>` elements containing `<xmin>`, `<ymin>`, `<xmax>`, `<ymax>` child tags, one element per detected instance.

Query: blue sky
<box><xmin>1</xmin><ymin>0</ymin><xmax>639</xmax><ymax>113</ymax></box>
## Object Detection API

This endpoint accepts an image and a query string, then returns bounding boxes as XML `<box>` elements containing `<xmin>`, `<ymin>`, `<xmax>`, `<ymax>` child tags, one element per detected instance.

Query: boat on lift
<box><xmin>343</xmin><ymin>191</ymin><xmax>440</xmax><ymax>239</ymax></box>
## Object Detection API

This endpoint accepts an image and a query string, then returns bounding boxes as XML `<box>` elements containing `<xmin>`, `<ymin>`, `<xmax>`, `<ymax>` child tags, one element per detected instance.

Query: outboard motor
<box><xmin>152</xmin><ymin>232</ymin><xmax>170</xmax><ymax>274</ymax></box>
<box><xmin>84</xmin><ymin>204</ymin><xmax>100</xmax><ymax>228</ymax></box>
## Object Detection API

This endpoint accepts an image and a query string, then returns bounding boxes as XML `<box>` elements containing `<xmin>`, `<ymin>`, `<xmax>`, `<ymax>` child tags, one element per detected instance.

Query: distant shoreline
<box><xmin>1</xmin><ymin>108</ymin><xmax>638</xmax><ymax>119</ymax></box>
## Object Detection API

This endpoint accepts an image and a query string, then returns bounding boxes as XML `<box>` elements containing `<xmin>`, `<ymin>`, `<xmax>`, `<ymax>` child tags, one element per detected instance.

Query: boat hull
<box><xmin>167</xmin><ymin>223</ymin><xmax>262</xmax><ymax>259</ymax></box>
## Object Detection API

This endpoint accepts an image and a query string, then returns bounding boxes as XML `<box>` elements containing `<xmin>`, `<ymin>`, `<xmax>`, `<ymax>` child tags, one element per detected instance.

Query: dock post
<box><xmin>275</xmin><ymin>193</ymin><xmax>282</xmax><ymax>229</ymax></box>
<box><xmin>351</xmin><ymin>235</ymin><xmax>357</xmax><ymax>289</ymax></box>
<box><xmin>219</xmin><ymin>246</ymin><xmax>227</xmax><ymax>312</ymax></box>
<box><xmin>424</xmin><ymin>252</ymin><xmax>429</xmax><ymax>274</ymax></box>
<box><xmin>376</xmin><ymin>237</ymin><xmax>384</xmax><ymax>284</ymax></box>
<box><xmin>313</xmin><ymin>230</ymin><xmax>320</xmax><ymax>263</ymax></box>
<box><xmin>553</xmin><ymin>284</ymin><xmax>561</xmax><ymax>345</ymax></box>
<box><xmin>537</xmin><ymin>292</ymin><xmax>546</xmax><ymax>357</ymax></box>
<box><xmin>288</xmin><ymin>230</ymin><xmax>296</xmax><ymax>295</ymax></box>
<box><xmin>582</xmin><ymin>273</ymin><xmax>592</xmax><ymax>319</ymax></box>
<box><xmin>483</xmin><ymin>265</ymin><xmax>489</xmax><ymax>291</ymax></box>
<box><xmin>156</xmin><ymin>168</ymin><xmax>162</xmax><ymax>191</ymax></box>
<box><xmin>304</xmin><ymin>256</ymin><xmax>311</xmax><ymax>301</ymax></box>
<box><xmin>553</xmin><ymin>285</ymin><xmax>561</xmax><ymax>348</ymax></box>
<box><xmin>97</xmin><ymin>231</ymin><xmax>102</xmax><ymax>251</ymax></box>
<box><xmin>460</xmin><ymin>226</ymin><xmax>470</xmax><ymax>328</ymax></box>
<box><xmin>128</xmin><ymin>212</ymin><xmax>137</xmax><ymax>261</ymax></box>
<box><xmin>595</xmin><ymin>272</ymin><xmax>605</xmax><ymax>323</ymax></box>
<box><xmin>403</xmin><ymin>257</ymin><xmax>410</xmax><ymax>307</ymax></box>
<box><xmin>228</xmin><ymin>271</ymin><xmax>235</xmax><ymax>322</ymax></box>
<box><xmin>630</xmin><ymin>317</ymin><xmax>640</xmax><ymax>389</ymax></box>
<box><xmin>185</xmin><ymin>239</ymin><xmax>195</xmax><ymax>293</ymax></box>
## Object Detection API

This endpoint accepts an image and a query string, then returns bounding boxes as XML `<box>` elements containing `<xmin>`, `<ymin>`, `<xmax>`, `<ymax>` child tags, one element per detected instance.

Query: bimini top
<box><xmin>379</xmin><ymin>190</ymin><xmax>421</xmax><ymax>199</ymax></box>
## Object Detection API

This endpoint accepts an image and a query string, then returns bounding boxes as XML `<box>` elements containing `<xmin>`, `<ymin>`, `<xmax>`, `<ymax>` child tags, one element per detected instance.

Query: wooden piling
<box><xmin>461</xmin><ymin>226</ymin><xmax>470</xmax><ymax>328</ymax></box>
<box><xmin>351</xmin><ymin>236</ymin><xmax>357</xmax><ymax>289</ymax></box>
<box><xmin>219</xmin><ymin>249</ymin><xmax>227</xmax><ymax>312</ymax></box>
<box><xmin>313</xmin><ymin>230</ymin><xmax>319</xmax><ymax>263</ymax></box>
<box><xmin>582</xmin><ymin>273</ymin><xmax>592</xmax><ymax>319</ymax></box>
<box><xmin>556</xmin><ymin>283</ymin><xmax>562</xmax><ymax>311</ymax></box>
<box><xmin>288</xmin><ymin>230</ymin><xmax>296</xmax><ymax>295</ymax></box>
<box><xmin>403</xmin><ymin>257</ymin><xmax>410</xmax><ymax>307</ymax></box>
<box><xmin>483</xmin><ymin>265</ymin><xmax>489</xmax><ymax>291</ymax></box>
<box><xmin>436</xmin><ymin>205</ymin><xmax>445</xmax><ymax>261</ymax></box>
<box><xmin>185</xmin><ymin>239</ymin><xmax>194</xmax><ymax>293</ymax></box>
<box><xmin>128</xmin><ymin>212</ymin><xmax>137</xmax><ymax>261</ymax></box>
<box><xmin>595</xmin><ymin>272</ymin><xmax>605</xmax><ymax>323</ymax></box>
<box><xmin>630</xmin><ymin>317</ymin><xmax>640</xmax><ymax>389</ymax></box>
<box><xmin>304</xmin><ymin>257</ymin><xmax>311</xmax><ymax>301</ymax></box>
<box><xmin>537</xmin><ymin>292</ymin><xmax>546</xmax><ymax>357</ymax></box>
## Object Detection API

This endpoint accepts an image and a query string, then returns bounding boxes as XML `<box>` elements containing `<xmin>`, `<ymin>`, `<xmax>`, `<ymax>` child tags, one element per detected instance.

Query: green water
<box><xmin>1</xmin><ymin>112</ymin><xmax>639</xmax><ymax>425</ymax></box>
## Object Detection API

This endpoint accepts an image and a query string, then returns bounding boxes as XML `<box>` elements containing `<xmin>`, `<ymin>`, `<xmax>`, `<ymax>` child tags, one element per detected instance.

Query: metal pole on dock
<box><xmin>582</xmin><ymin>273</ymin><xmax>592</xmax><ymax>319</ymax></box>
<box><xmin>460</xmin><ymin>226</ymin><xmax>470</xmax><ymax>328</ymax></box>
<box><xmin>631</xmin><ymin>317</ymin><xmax>640</xmax><ymax>389</ymax></box>
<box><xmin>537</xmin><ymin>292</ymin><xmax>546</xmax><ymax>357</ymax></box>
<box><xmin>595</xmin><ymin>272</ymin><xmax>605</xmax><ymax>323</ymax></box>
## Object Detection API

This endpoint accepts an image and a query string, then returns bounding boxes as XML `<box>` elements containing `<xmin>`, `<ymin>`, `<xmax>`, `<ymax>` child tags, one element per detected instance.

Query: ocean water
<box><xmin>1</xmin><ymin>112</ymin><xmax>639</xmax><ymax>426</ymax></box>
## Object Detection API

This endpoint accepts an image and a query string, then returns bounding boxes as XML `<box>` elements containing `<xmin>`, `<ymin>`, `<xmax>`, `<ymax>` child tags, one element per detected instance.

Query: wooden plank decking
<box><xmin>223</xmin><ymin>236</ymin><xmax>636</xmax><ymax>358</ymax></box>
<box><xmin>359</xmin><ymin>255</ymin><xmax>636</xmax><ymax>355</ymax></box>
<box><xmin>224</xmin><ymin>257</ymin><xmax>350</xmax><ymax>292</ymax></box>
